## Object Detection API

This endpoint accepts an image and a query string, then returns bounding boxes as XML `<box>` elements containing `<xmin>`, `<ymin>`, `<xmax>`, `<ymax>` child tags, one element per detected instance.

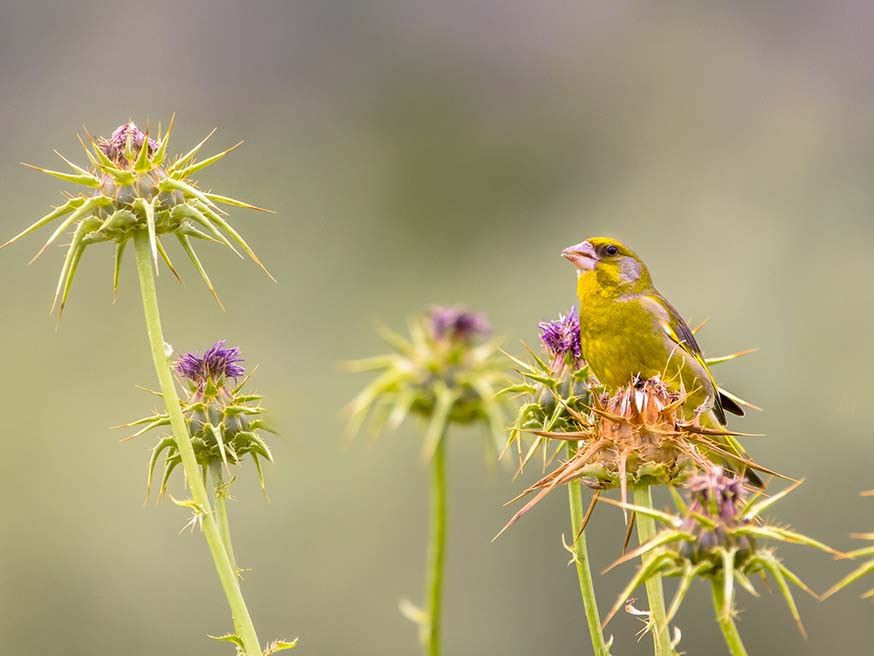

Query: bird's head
<box><xmin>561</xmin><ymin>237</ymin><xmax>652</xmax><ymax>292</ymax></box>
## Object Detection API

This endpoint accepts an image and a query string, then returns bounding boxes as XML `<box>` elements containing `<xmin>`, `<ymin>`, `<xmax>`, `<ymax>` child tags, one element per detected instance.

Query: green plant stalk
<box><xmin>134</xmin><ymin>229</ymin><xmax>261</xmax><ymax>656</ymax></box>
<box><xmin>566</xmin><ymin>443</ymin><xmax>610</xmax><ymax>655</ymax></box>
<box><xmin>710</xmin><ymin>579</ymin><xmax>748</xmax><ymax>656</ymax></box>
<box><xmin>211</xmin><ymin>462</ymin><xmax>239</xmax><ymax>573</ymax></box>
<box><xmin>632</xmin><ymin>485</ymin><xmax>675</xmax><ymax>656</ymax></box>
<box><xmin>423</xmin><ymin>433</ymin><xmax>447</xmax><ymax>656</ymax></box>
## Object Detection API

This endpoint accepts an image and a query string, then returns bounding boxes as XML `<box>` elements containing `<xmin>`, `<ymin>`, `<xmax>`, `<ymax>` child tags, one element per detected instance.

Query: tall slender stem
<box><xmin>423</xmin><ymin>433</ymin><xmax>447</xmax><ymax>656</ymax></box>
<box><xmin>566</xmin><ymin>443</ymin><xmax>610</xmax><ymax>655</ymax></box>
<box><xmin>133</xmin><ymin>229</ymin><xmax>261</xmax><ymax>656</ymax></box>
<box><xmin>211</xmin><ymin>462</ymin><xmax>239</xmax><ymax>576</ymax></box>
<box><xmin>632</xmin><ymin>485</ymin><xmax>675</xmax><ymax>656</ymax></box>
<box><xmin>711</xmin><ymin>580</ymin><xmax>749</xmax><ymax>656</ymax></box>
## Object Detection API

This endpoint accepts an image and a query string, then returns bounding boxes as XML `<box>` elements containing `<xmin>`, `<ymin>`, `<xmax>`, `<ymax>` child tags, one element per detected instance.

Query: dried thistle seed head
<box><xmin>4</xmin><ymin>116</ymin><xmax>274</xmax><ymax>319</ymax></box>
<box><xmin>346</xmin><ymin>308</ymin><xmax>509</xmax><ymax>461</ymax></box>
<box><xmin>121</xmin><ymin>341</ymin><xmax>274</xmax><ymax>499</ymax></box>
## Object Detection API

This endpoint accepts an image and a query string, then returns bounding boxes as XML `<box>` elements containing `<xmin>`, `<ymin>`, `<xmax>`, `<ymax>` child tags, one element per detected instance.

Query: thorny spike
<box><xmin>21</xmin><ymin>162</ymin><xmax>100</xmax><ymax>187</ymax></box>
<box><xmin>204</xmin><ymin>190</ymin><xmax>276</xmax><ymax>213</ymax></box>
<box><xmin>177</xmin><ymin>233</ymin><xmax>224</xmax><ymax>309</ymax></box>
<box><xmin>169</xmin><ymin>127</ymin><xmax>218</xmax><ymax>173</ymax></box>
<box><xmin>134</xmin><ymin>126</ymin><xmax>152</xmax><ymax>172</ymax></box>
<box><xmin>133</xmin><ymin>198</ymin><xmax>159</xmax><ymax>269</ymax></box>
<box><xmin>156</xmin><ymin>236</ymin><xmax>183</xmax><ymax>284</ymax></box>
<box><xmin>171</xmin><ymin>204</ymin><xmax>243</xmax><ymax>257</ymax></box>
<box><xmin>52</xmin><ymin>216</ymin><xmax>101</xmax><ymax>319</ymax></box>
<box><xmin>194</xmin><ymin>201</ymin><xmax>276</xmax><ymax>281</ymax></box>
<box><xmin>1</xmin><ymin>197</ymin><xmax>84</xmax><ymax>248</ymax></box>
<box><xmin>52</xmin><ymin>150</ymin><xmax>95</xmax><ymax>178</ymax></box>
<box><xmin>113</xmin><ymin>240</ymin><xmax>126</xmax><ymax>300</ymax></box>
<box><xmin>175</xmin><ymin>141</ymin><xmax>244</xmax><ymax>179</ymax></box>
<box><xmin>152</xmin><ymin>112</ymin><xmax>175</xmax><ymax>166</ymax></box>
<box><xmin>31</xmin><ymin>195</ymin><xmax>110</xmax><ymax>264</ymax></box>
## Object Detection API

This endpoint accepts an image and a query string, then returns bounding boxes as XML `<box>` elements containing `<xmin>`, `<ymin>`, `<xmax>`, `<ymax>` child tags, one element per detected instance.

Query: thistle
<box><xmin>347</xmin><ymin>306</ymin><xmax>507</xmax><ymax>461</ymax></box>
<box><xmin>4</xmin><ymin>118</ymin><xmax>273</xmax><ymax>317</ymax></box>
<box><xmin>496</xmin><ymin>309</ymin><xmax>612</xmax><ymax>655</ymax></box>
<box><xmin>6</xmin><ymin>119</ymin><xmax>289</xmax><ymax>656</ymax></box>
<box><xmin>347</xmin><ymin>306</ymin><xmax>508</xmax><ymax>656</ymax></box>
<box><xmin>602</xmin><ymin>468</ymin><xmax>839</xmax><ymax>654</ymax></box>
<box><xmin>120</xmin><ymin>341</ymin><xmax>275</xmax><ymax>500</ymax></box>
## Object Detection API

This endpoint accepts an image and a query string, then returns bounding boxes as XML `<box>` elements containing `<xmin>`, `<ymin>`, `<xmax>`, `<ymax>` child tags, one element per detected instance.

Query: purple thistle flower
<box><xmin>430</xmin><ymin>306</ymin><xmax>491</xmax><ymax>342</ymax></box>
<box><xmin>538</xmin><ymin>307</ymin><xmax>581</xmax><ymax>367</ymax></box>
<box><xmin>174</xmin><ymin>340</ymin><xmax>245</xmax><ymax>387</ymax></box>
<box><xmin>98</xmin><ymin>122</ymin><xmax>158</xmax><ymax>164</ymax></box>
<box><xmin>686</xmin><ymin>466</ymin><xmax>745</xmax><ymax>524</ymax></box>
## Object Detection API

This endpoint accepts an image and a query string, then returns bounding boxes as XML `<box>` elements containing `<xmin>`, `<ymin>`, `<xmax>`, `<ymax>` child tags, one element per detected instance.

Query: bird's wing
<box><xmin>639</xmin><ymin>294</ymin><xmax>728</xmax><ymax>424</ymax></box>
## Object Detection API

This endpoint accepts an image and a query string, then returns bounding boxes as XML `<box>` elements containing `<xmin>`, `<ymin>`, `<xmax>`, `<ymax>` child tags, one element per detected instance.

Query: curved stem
<box><xmin>711</xmin><ymin>579</ymin><xmax>749</xmax><ymax>656</ymax></box>
<box><xmin>566</xmin><ymin>443</ymin><xmax>610</xmax><ymax>655</ymax></box>
<box><xmin>133</xmin><ymin>230</ymin><xmax>261</xmax><ymax>656</ymax></box>
<box><xmin>632</xmin><ymin>485</ymin><xmax>675</xmax><ymax>656</ymax></box>
<box><xmin>423</xmin><ymin>433</ymin><xmax>447</xmax><ymax>656</ymax></box>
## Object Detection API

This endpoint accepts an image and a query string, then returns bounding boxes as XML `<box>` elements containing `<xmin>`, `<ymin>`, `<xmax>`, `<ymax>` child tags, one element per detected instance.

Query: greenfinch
<box><xmin>561</xmin><ymin>237</ymin><xmax>759</xmax><ymax>482</ymax></box>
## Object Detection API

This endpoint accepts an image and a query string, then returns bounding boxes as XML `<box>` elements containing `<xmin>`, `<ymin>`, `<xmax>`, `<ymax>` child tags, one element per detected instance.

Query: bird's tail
<box><xmin>700</xmin><ymin>409</ymin><xmax>764</xmax><ymax>488</ymax></box>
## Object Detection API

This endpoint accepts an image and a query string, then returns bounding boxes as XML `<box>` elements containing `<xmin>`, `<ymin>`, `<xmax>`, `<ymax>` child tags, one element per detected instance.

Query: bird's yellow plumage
<box><xmin>562</xmin><ymin>237</ymin><xmax>757</xmax><ymax>480</ymax></box>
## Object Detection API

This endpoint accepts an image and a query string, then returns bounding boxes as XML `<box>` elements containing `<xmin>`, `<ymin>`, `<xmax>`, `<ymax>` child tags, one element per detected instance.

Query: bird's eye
<box><xmin>605</xmin><ymin>244</ymin><xmax>618</xmax><ymax>256</ymax></box>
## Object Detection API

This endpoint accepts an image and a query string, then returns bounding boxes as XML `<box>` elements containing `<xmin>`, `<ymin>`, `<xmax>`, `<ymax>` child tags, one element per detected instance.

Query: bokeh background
<box><xmin>1</xmin><ymin>2</ymin><xmax>872</xmax><ymax>654</ymax></box>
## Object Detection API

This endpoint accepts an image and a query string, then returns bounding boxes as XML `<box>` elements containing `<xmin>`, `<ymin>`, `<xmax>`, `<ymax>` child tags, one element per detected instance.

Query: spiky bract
<box><xmin>346</xmin><ymin>307</ymin><xmax>509</xmax><ymax>461</ymax></box>
<box><xmin>601</xmin><ymin>469</ymin><xmax>840</xmax><ymax>638</ymax></box>
<box><xmin>4</xmin><ymin>118</ymin><xmax>273</xmax><ymax>318</ymax></box>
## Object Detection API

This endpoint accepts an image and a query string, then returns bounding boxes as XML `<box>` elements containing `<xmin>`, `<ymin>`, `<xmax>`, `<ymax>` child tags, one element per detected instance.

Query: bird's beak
<box><xmin>561</xmin><ymin>240</ymin><xmax>597</xmax><ymax>271</ymax></box>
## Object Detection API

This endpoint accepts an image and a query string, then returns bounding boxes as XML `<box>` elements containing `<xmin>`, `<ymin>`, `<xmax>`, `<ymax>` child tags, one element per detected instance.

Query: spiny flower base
<box><xmin>499</xmin><ymin>380</ymin><xmax>773</xmax><ymax>536</ymax></box>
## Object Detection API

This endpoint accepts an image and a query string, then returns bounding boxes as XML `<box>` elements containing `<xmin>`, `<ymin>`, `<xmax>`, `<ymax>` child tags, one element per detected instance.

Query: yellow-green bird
<box><xmin>561</xmin><ymin>236</ymin><xmax>759</xmax><ymax>482</ymax></box>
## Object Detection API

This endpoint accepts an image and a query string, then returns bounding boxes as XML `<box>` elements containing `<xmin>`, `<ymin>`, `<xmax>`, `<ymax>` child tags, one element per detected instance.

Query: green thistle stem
<box><xmin>423</xmin><ymin>432</ymin><xmax>448</xmax><ymax>656</ymax></box>
<box><xmin>133</xmin><ymin>229</ymin><xmax>261</xmax><ymax>656</ymax></box>
<box><xmin>711</xmin><ymin>580</ymin><xmax>748</xmax><ymax>656</ymax></box>
<box><xmin>632</xmin><ymin>485</ymin><xmax>675</xmax><ymax>656</ymax></box>
<box><xmin>566</xmin><ymin>442</ymin><xmax>610</xmax><ymax>655</ymax></box>
<box><xmin>210</xmin><ymin>461</ymin><xmax>239</xmax><ymax>574</ymax></box>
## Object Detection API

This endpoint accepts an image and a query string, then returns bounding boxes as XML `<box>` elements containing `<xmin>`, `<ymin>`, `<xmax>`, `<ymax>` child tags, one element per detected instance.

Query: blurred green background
<box><xmin>1</xmin><ymin>2</ymin><xmax>872</xmax><ymax>654</ymax></box>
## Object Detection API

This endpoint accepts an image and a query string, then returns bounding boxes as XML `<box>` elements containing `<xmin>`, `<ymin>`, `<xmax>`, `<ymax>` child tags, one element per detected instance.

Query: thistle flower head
<box><xmin>538</xmin><ymin>306</ymin><xmax>581</xmax><ymax>370</ymax></box>
<box><xmin>430</xmin><ymin>306</ymin><xmax>491</xmax><ymax>342</ymax></box>
<box><xmin>3</xmin><ymin>116</ymin><xmax>274</xmax><ymax>319</ymax></box>
<box><xmin>498</xmin><ymin>377</ymin><xmax>775</xmax><ymax>537</ymax></box>
<box><xmin>174</xmin><ymin>340</ymin><xmax>245</xmax><ymax>390</ymax></box>
<box><xmin>599</xmin><ymin>470</ymin><xmax>841</xmax><ymax>638</ymax></box>
<box><xmin>346</xmin><ymin>307</ymin><xmax>509</xmax><ymax>461</ymax></box>
<box><xmin>121</xmin><ymin>341</ymin><xmax>274</xmax><ymax>498</ymax></box>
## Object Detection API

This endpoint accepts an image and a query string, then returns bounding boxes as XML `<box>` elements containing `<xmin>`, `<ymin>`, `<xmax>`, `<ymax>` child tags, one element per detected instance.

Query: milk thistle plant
<box><xmin>498</xmin><ymin>310</ymin><xmax>775</xmax><ymax>656</ymax></box>
<box><xmin>347</xmin><ymin>307</ymin><xmax>508</xmax><ymax>656</ymax></box>
<box><xmin>601</xmin><ymin>467</ymin><xmax>838</xmax><ymax>655</ymax></box>
<box><xmin>822</xmin><ymin>490</ymin><xmax>874</xmax><ymax>601</ymax></box>
<box><xmin>4</xmin><ymin>119</ymin><xmax>294</xmax><ymax>656</ymax></box>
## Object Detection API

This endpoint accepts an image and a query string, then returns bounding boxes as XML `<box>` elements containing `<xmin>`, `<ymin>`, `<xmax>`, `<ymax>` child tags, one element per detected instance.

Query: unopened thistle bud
<box><xmin>3</xmin><ymin>117</ymin><xmax>273</xmax><ymax>318</ymax></box>
<box><xmin>346</xmin><ymin>306</ymin><xmax>508</xmax><ymax>460</ymax></box>
<box><xmin>121</xmin><ymin>341</ymin><xmax>274</xmax><ymax>498</ymax></box>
